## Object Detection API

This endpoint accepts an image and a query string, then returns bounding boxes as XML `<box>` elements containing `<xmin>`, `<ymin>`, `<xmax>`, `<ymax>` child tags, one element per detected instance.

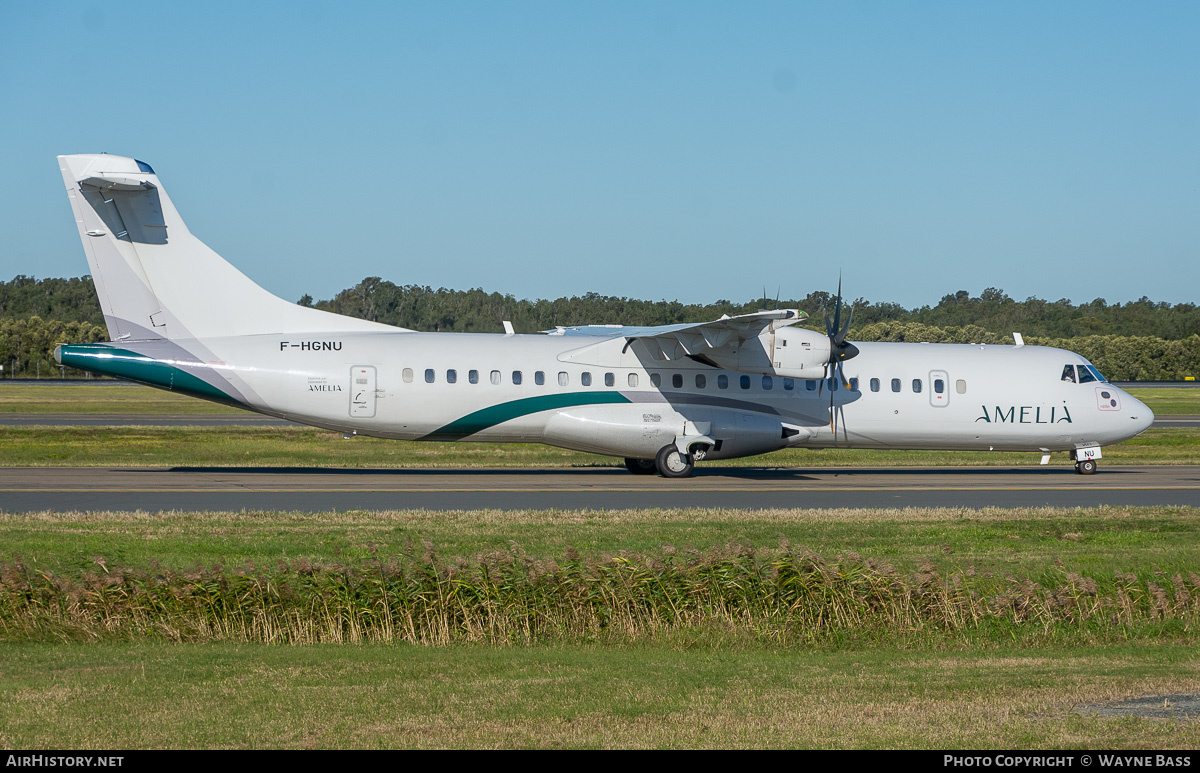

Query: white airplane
<box><xmin>54</xmin><ymin>153</ymin><xmax>1154</xmax><ymax>477</ymax></box>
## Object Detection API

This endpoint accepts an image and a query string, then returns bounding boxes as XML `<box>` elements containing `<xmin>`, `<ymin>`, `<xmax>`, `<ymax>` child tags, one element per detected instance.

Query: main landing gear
<box><xmin>624</xmin><ymin>445</ymin><xmax>697</xmax><ymax>478</ymax></box>
<box><xmin>624</xmin><ymin>457</ymin><xmax>657</xmax><ymax>475</ymax></box>
<box><xmin>655</xmin><ymin>444</ymin><xmax>695</xmax><ymax>478</ymax></box>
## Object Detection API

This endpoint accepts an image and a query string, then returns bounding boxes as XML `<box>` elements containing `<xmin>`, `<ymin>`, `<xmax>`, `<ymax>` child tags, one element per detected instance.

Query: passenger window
<box><xmin>783</xmin><ymin>378</ymin><xmax>794</xmax><ymax>391</ymax></box>
<box><xmin>762</xmin><ymin>376</ymin><xmax>773</xmax><ymax>390</ymax></box>
<box><xmin>672</xmin><ymin>373</ymin><xmax>683</xmax><ymax>388</ymax></box>
<box><xmin>806</xmin><ymin>380</ymin><xmax>817</xmax><ymax>392</ymax></box>
<box><xmin>535</xmin><ymin>371</ymin><xmax>545</xmax><ymax>386</ymax></box>
<box><xmin>581</xmin><ymin>372</ymin><xmax>591</xmax><ymax>387</ymax></box>
<box><xmin>447</xmin><ymin>369</ymin><xmax>457</xmax><ymax>384</ymax></box>
<box><xmin>891</xmin><ymin>378</ymin><xmax>901</xmax><ymax>393</ymax></box>
<box><xmin>403</xmin><ymin>368</ymin><xmax>413</xmax><ymax>383</ymax></box>
<box><xmin>468</xmin><ymin>369</ymin><xmax>479</xmax><ymax>384</ymax></box>
<box><xmin>934</xmin><ymin>379</ymin><xmax>944</xmax><ymax>394</ymax></box>
<box><xmin>956</xmin><ymin>379</ymin><xmax>967</xmax><ymax>394</ymax></box>
<box><xmin>512</xmin><ymin>371</ymin><xmax>523</xmax><ymax>385</ymax></box>
<box><xmin>912</xmin><ymin>379</ymin><xmax>922</xmax><ymax>393</ymax></box>
<box><xmin>490</xmin><ymin>370</ymin><xmax>501</xmax><ymax>385</ymax></box>
<box><xmin>829</xmin><ymin>378</ymin><xmax>838</xmax><ymax>392</ymax></box>
<box><xmin>605</xmin><ymin>373</ymin><xmax>614</xmax><ymax>387</ymax></box>
<box><xmin>425</xmin><ymin>369</ymin><xmax>435</xmax><ymax>383</ymax></box>
<box><xmin>1061</xmin><ymin>365</ymin><xmax>1077</xmax><ymax>383</ymax></box>
<box><xmin>717</xmin><ymin>374</ymin><xmax>728</xmax><ymax>389</ymax></box>
<box><xmin>627</xmin><ymin>373</ymin><xmax>638</xmax><ymax>387</ymax></box>
<box><xmin>849</xmin><ymin>377</ymin><xmax>859</xmax><ymax>392</ymax></box>
<box><xmin>650</xmin><ymin>373</ymin><xmax>661</xmax><ymax>388</ymax></box>
<box><xmin>870</xmin><ymin>378</ymin><xmax>880</xmax><ymax>392</ymax></box>
<box><xmin>740</xmin><ymin>375</ymin><xmax>751</xmax><ymax>390</ymax></box>
<box><xmin>558</xmin><ymin>372</ymin><xmax>568</xmax><ymax>386</ymax></box>
<box><xmin>695</xmin><ymin>374</ymin><xmax>706</xmax><ymax>389</ymax></box>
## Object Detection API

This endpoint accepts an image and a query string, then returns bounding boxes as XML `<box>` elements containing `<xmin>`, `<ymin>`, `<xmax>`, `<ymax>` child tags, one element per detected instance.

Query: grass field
<box><xmin>2</xmin><ymin>641</ymin><xmax>1197</xmax><ymax>748</ymax></box>
<box><xmin>2</xmin><ymin>506</ymin><xmax>1200</xmax><ymax>748</ymax></box>
<box><xmin>4</xmin><ymin>506</ymin><xmax>1198</xmax><ymax>577</ymax></box>
<box><xmin>0</xmin><ymin>383</ymin><xmax>243</xmax><ymax>414</ymax></box>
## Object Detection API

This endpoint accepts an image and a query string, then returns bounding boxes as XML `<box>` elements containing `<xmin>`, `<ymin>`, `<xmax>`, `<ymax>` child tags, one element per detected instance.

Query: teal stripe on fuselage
<box><xmin>57</xmin><ymin>344</ymin><xmax>241</xmax><ymax>406</ymax></box>
<box><xmin>423</xmin><ymin>391</ymin><xmax>631</xmax><ymax>440</ymax></box>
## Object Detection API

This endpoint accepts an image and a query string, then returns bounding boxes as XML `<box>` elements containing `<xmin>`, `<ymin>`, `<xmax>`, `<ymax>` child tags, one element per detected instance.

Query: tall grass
<box><xmin>3</xmin><ymin>542</ymin><xmax>1199</xmax><ymax>646</ymax></box>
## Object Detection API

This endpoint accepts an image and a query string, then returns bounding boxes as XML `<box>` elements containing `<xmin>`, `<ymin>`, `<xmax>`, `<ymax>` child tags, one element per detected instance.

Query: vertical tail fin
<box><xmin>58</xmin><ymin>154</ymin><xmax>404</xmax><ymax>341</ymax></box>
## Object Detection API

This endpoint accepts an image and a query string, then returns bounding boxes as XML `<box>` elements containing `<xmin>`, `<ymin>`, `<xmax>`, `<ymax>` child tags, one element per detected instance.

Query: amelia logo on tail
<box><xmin>54</xmin><ymin>154</ymin><xmax>1153</xmax><ymax>477</ymax></box>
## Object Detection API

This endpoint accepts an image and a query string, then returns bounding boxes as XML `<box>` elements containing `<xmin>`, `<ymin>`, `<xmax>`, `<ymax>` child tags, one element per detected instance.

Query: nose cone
<box><xmin>1124</xmin><ymin>392</ymin><xmax>1155</xmax><ymax>436</ymax></box>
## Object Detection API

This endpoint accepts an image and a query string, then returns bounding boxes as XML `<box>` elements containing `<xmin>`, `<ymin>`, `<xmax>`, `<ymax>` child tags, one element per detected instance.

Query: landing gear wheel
<box><xmin>1075</xmin><ymin>459</ymin><xmax>1097</xmax><ymax>475</ymax></box>
<box><xmin>624</xmin><ymin>457</ymin><xmax>657</xmax><ymax>475</ymax></box>
<box><xmin>655</xmin><ymin>444</ymin><xmax>694</xmax><ymax>478</ymax></box>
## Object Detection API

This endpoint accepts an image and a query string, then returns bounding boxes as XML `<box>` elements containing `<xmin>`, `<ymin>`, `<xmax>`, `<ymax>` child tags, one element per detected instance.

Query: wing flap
<box><xmin>625</xmin><ymin>309</ymin><xmax>805</xmax><ymax>360</ymax></box>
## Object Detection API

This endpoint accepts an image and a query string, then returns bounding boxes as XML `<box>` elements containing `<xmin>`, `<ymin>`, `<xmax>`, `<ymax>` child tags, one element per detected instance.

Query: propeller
<box><xmin>818</xmin><ymin>278</ymin><xmax>860</xmax><ymax>439</ymax></box>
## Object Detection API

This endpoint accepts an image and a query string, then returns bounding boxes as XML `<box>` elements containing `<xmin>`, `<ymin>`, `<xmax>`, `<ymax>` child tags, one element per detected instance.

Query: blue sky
<box><xmin>2</xmin><ymin>1</ymin><xmax>1196</xmax><ymax>311</ymax></box>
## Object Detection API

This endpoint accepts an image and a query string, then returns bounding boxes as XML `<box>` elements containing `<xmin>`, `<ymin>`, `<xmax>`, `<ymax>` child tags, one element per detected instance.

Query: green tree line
<box><xmin>306</xmin><ymin>279</ymin><xmax>1200</xmax><ymax>341</ymax></box>
<box><xmin>0</xmin><ymin>316</ymin><xmax>107</xmax><ymax>378</ymax></box>
<box><xmin>0</xmin><ymin>276</ymin><xmax>105</xmax><ymax>327</ymax></box>
<box><xmin>854</xmin><ymin>321</ymin><xmax>1200</xmax><ymax>381</ymax></box>
<box><xmin>3</xmin><ymin>275</ymin><xmax>1197</xmax><ymax>379</ymax></box>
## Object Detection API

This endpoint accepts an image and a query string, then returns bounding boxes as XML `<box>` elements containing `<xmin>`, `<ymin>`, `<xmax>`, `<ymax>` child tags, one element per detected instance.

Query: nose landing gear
<box><xmin>1071</xmin><ymin>447</ymin><xmax>1100</xmax><ymax>475</ymax></box>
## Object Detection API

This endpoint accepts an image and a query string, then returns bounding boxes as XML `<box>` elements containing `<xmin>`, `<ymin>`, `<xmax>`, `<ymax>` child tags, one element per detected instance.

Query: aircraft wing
<box><xmin>547</xmin><ymin>309</ymin><xmax>806</xmax><ymax>361</ymax></box>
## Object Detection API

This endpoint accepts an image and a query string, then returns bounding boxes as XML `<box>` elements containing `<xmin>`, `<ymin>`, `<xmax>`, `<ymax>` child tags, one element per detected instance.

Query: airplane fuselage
<box><xmin>59</xmin><ymin>331</ymin><xmax>1154</xmax><ymax>462</ymax></box>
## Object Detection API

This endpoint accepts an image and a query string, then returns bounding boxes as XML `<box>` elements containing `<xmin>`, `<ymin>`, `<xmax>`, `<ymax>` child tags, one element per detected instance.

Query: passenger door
<box><xmin>929</xmin><ymin>370</ymin><xmax>949</xmax><ymax>408</ymax></box>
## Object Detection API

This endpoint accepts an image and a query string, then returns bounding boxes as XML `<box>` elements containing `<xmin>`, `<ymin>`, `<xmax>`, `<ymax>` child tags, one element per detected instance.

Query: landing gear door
<box><xmin>350</xmin><ymin>366</ymin><xmax>377</xmax><ymax>418</ymax></box>
<box><xmin>929</xmin><ymin>370</ymin><xmax>949</xmax><ymax>408</ymax></box>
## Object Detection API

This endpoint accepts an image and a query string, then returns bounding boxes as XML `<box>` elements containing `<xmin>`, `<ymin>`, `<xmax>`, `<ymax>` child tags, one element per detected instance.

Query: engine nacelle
<box><xmin>705</xmin><ymin>325</ymin><xmax>830</xmax><ymax>380</ymax></box>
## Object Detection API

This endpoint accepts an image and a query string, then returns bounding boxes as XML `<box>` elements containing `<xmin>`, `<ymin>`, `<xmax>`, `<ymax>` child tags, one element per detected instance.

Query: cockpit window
<box><xmin>1061</xmin><ymin>365</ymin><xmax>1076</xmax><ymax>383</ymax></box>
<box><xmin>1084</xmin><ymin>364</ymin><xmax>1107</xmax><ymax>383</ymax></box>
<box><xmin>1078</xmin><ymin>366</ymin><xmax>1097</xmax><ymax>384</ymax></box>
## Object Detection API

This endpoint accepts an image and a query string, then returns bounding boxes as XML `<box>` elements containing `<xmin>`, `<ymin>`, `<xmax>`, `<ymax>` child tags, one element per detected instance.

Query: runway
<box><xmin>2</xmin><ymin>465</ymin><xmax>1198</xmax><ymax>512</ymax></box>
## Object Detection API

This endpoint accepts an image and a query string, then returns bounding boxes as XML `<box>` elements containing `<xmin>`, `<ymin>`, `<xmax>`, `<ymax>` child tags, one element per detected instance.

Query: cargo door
<box><xmin>350</xmin><ymin>366</ymin><xmax>377</xmax><ymax>418</ymax></box>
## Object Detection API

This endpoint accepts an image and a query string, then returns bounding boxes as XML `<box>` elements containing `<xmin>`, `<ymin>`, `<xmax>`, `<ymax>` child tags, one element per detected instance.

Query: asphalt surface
<box><xmin>2</xmin><ymin>465</ymin><xmax>1198</xmax><ymax>512</ymax></box>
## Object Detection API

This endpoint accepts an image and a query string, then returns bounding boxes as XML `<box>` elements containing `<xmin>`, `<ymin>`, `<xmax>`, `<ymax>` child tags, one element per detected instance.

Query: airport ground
<box><xmin>1</xmin><ymin>382</ymin><xmax>1199</xmax><ymax>748</ymax></box>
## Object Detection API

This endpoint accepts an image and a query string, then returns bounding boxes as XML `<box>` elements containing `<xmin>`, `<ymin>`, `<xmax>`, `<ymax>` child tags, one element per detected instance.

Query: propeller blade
<box><xmin>835</xmin><ymin>306</ymin><xmax>854</xmax><ymax>346</ymax></box>
<box><xmin>829</xmin><ymin>370</ymin><xmax>836</xmax><ymax>433</ymax></box>
<box><xmin>816</xmin><ymin>277</ymin><xmax>858</xmax><ymax>438</ymax></box>
<box><xmin>830</xmin><ymin>277</ymin><xmax>843</xmax><ymax>340</ymax></box>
